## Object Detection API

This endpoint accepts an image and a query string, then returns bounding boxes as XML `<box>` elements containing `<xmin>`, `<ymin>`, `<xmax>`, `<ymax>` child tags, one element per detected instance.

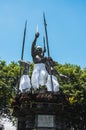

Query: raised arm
<box><xmin>31</xmin><ymin>32</ymin><xmax>39</xmax><ymax>57</ymax></box>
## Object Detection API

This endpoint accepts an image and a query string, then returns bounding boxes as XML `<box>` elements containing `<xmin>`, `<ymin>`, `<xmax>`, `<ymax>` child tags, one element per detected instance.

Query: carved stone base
<box><xmin>12</xmin><ymin>92</ymin><xmax>69</xmax><ymax>130</ymax></box>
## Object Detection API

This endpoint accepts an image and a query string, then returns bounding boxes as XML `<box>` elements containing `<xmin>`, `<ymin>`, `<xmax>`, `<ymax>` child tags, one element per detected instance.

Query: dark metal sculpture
<box><xmin>11</xmin><ymin>15</ymin><xmax>71</xmax><ymax>130</ymax></box>
<box><xmin>21</xmin><ymin>20</ymin><xmax>27</xmax><ymax>60</ymax></box>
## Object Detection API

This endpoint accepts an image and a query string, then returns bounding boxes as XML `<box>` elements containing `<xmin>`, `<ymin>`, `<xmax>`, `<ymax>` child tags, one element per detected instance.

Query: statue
<box><xmin>18</xmin><ymin>16</ymin><xmax>69</xmax><ymax>93</ymax></box>
<box><xmin>31</xmin><ymin>32</ymin><xmax>48</xmax><ymax>91</ymax></box>
<box><xmin>19</xmin><ymin>60</ymin><xmax>31</xmax><ymax>93</ymax></box>
<box><xmin>46</xmin><ymin>57</ymin><xmax>69</xmax><ymax>92</ymax></box>
<box><xmin>45</xmin><ymin>57</ymin><xmax>59</xmax><ymax>92</ymax></box>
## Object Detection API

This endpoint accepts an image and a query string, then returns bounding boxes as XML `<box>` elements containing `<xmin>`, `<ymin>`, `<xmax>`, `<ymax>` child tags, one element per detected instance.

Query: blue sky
<box><xmin>0</xmin><ymin>0</ymin><xmax>86</xmax><ymax>68</ymax></box>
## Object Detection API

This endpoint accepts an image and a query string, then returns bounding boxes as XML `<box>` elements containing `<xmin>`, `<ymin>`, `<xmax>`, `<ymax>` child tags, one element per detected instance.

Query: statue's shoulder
<box><xmin>19</xmin><ymin>60</ymin><xmax>30</xmax><ymax>66</ymax></box>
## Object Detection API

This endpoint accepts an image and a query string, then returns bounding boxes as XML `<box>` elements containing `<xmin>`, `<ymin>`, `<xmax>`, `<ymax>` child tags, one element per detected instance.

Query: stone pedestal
<box><xmin>12</xmin><ymin>92</ymin><xmax>69</xmax><ymax>130</ymax></box>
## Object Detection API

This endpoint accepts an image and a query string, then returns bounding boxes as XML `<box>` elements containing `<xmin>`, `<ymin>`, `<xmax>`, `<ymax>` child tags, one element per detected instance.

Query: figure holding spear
<box><xmin>43</xmin><ymin>13</ymin><xmax>60</xmax><ymax>93</ymax></box>
<box><xmin>31</xmin><ymin>26</ymin><xmax>48</xmax><ymax>91</ymax></box>
<box><xmin>18</xmin><ymin>21</ymin><xmax>31</xmax><ymax>93</ymax></box>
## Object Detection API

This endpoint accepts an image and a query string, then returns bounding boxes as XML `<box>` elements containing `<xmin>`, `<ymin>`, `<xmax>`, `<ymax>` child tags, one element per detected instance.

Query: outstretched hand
<box><xmin>35</xmin><ymin>32</ymin><xmax>39</xmax><ymax>38</ymax></box>
<box><xmin>59</xmin><ymin>74</ymin><xmax>70</xmax><ymax>80</ymax></box>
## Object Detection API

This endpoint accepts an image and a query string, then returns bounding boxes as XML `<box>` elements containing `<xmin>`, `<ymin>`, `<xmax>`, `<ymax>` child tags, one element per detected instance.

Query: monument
<box><xmin>11</xmin><ymin>13</ymin><xmax>70</xmax><ymax>130</ymax></box>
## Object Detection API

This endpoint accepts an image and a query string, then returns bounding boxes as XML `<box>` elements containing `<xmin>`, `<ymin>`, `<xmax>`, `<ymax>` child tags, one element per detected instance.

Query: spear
<box><xmin>21</xmin><ymin>20</ymin><xmax>27</xmax><ymax>60</ymax></box>
<box><xmin>17</xmin><ymin>20</ymin><xmax>27</xmax><ymax>93</ymax></box>
<box><xmin>43</xmin><ymin>13</ymin><xmax>53</xmax><ymax>92</ymax></box>
<box><xmin>43</xmin><ymin>36</ymin><xmax>46</xmax><ymax>56</ymax></box>
<box><xmin>43</xmin><ymin>13</ymin><xmax>50</xmax><ymax>57</ymax></box>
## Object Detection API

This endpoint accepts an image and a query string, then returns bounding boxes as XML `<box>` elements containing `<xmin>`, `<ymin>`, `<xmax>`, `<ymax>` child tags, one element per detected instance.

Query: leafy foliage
<box><xmin>0</xmin><ymin>60</ymin><xmax>20</xmax><ymax>116</ymax></box>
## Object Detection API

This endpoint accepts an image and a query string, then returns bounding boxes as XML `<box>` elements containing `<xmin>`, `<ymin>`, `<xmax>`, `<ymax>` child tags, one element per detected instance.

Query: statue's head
<box><xmin>36</xmin><ymin>46</ymin><xmax>43</xmax><ymax>53</ymax></box>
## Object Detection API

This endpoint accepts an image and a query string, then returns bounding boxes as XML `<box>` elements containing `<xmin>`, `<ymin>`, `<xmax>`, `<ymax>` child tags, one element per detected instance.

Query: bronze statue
<box><xmin>31</xmin><ymin>32</ymin><xmax>48</xmax><ymax>91</ymax></box>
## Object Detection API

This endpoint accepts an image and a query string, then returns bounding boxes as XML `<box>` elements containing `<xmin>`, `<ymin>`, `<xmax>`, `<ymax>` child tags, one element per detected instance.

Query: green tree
<box><xmin>0</xmin><ymin>60</ymin><xmax>20</xmax><ymax>116</ymax></box>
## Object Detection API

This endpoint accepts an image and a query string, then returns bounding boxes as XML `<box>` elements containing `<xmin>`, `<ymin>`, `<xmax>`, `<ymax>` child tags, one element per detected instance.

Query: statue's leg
<box><xmin>46</xmin><ymin>75</ymin><xmax>59</xmax><ymax>92</ymax></box>
<box><xmin>23</xmin><ymin>75</ymin><xmax>31</xmax><ymax>92</ymax></box>
<box><xmin>31</xmin><ymin>66</ymin><xmax>40</xmax><ymax>90</ymax></box>
<box><xmin>52</xmin><ymin>75</ymin><xmax>60</xmax><ymax>92</ymax></box>
<box><xmin>19</xmin><ymin>75</ymin><xmax>31</xmax><ymax>92</ymax></box>
<box><xmin>46</xmin><ymin>75</ymin><xmax>52</xmax><ymax>91</ymax></box>
<box><xmin>39</xmin><ymin>65</ymin><xmax>48</xmax><ymax>86</ymax></box>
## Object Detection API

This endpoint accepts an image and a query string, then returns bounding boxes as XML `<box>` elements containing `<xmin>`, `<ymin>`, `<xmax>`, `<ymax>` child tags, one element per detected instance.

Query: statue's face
<box><xmin>37</xmin><ymin>47</ymin><xmax>42</xmax><ymax>54</ymax></box>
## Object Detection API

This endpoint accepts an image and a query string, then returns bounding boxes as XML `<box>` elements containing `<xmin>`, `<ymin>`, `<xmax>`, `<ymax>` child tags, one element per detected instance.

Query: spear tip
<box><xmin>25</xmin><ymin>20</ymin><xmax>27</xmax><ymax>26</ymax></box>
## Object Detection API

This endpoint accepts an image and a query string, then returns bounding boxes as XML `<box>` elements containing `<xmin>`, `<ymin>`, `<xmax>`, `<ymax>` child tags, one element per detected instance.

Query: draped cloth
<box><xmin>46</xmin><ymin>75</ymin><xmax>59</xmax><ymax>92</ymax></box>
<box><xmin>19</xmin><ymin>75</ymin><xmax>31</xmax><ymax>92</ymax></box>
<box><xmin>31</xmin><ymin>63</ymin><xmax>48</xmax><ymax>90</ymax></box>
